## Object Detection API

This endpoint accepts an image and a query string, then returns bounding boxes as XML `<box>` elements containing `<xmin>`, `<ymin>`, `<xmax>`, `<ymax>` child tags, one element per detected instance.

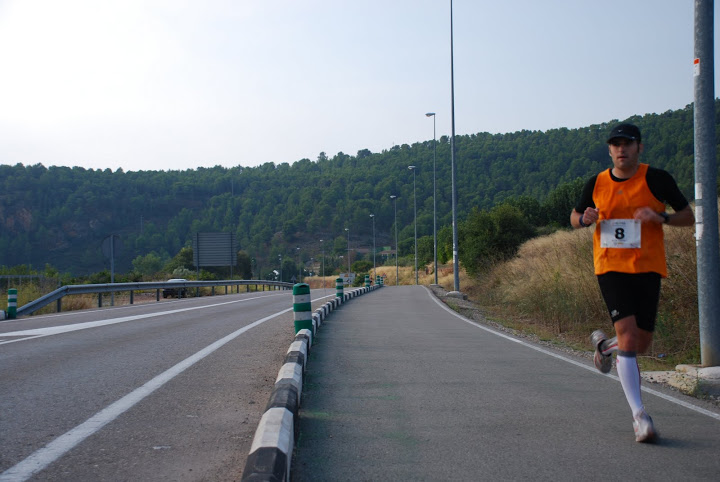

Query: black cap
<box><xmin>607</xmin><ymin>123</ymin><xmax>641</xmax><ymax>143</ymax></box>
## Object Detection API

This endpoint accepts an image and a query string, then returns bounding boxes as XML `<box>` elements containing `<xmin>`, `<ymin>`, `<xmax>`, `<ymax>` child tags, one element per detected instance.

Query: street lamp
<box><xmin>370</xmin><ymin>213</ymin><xmax>376</xmax><ymax>280</ymax></box>
<box><xmin>320</xmin><ymin>239</ymin><xmax>325</xmax><ymax>293</ymax></box>
<box><xmin>344</xmin><ymin>227</ymin><xmax>351</xmax><ymax>275</ymax></box>
<box><xmin>408</xmin><ymin>165</ymin><xmax>418</xmax><ymax>285</ymax></box>
<box><xmin>278</xmin><ymin>254</ymin><xmax>282</xmax><ymax>284</ymax></box>
<box><xmin>449</xmin><ymin>0</ymin><xmax>460</xmax><ymax>292</ymax></box>
<box><xmin>296</xmin><ymin>246</ymin><xmax>301</xmax><ymax>283</ymax></box>
<box><xmin>426</xmin><ymin>112</ymin><xmax>438</xmax><ymax>285</ymax></box>
<box><xmin>390</xmin><ymin>195</ymin><xmax>398</xmax><ymax>285</ymax></box>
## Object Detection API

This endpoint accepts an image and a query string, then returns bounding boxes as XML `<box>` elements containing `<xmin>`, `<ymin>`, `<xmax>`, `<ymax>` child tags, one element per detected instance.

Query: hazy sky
<box><xmin>0</xmin><ymin>0</ymin><xmax>715</xmax><ymax>172</ymax></box>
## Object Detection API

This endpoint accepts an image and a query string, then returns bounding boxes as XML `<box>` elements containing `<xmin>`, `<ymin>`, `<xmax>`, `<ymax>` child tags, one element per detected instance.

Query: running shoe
<box><xmin>633</xmin><ymin>411</ymin><xmax>658</xmax><ymax>443</ymax></box>
<box><xmin>590</xmin><ymin>329</ymin><xmax>612</xmax><ymax>374</ymax></box>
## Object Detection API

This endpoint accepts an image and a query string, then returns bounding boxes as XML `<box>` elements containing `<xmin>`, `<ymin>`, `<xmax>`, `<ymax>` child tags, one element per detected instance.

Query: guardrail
<box><xmin>12</xmin><ymin>280</ymin><xmax>294</xmax><ymax>318</ymax></box>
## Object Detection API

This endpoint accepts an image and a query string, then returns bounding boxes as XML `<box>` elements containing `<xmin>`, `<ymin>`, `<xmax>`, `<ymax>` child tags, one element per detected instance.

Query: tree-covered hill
<box><xmin>0</xmin><ymin>101</ymin><xmax>710</xmax><ymax>276</ymax></box>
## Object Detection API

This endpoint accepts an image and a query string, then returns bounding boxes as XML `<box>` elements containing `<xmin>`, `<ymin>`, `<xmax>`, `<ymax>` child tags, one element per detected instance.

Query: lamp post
<box><xmin>408</xmin><ymin>165</ymin><xmax>418</xmax><ymax>285</ymax></box>
<box><xmin>370</xmin><ymin>213</ymin><xmax>376</xmax><ymax>280</ymax></box>
<box><xmin>320</xmin><ymin>239</ymin><xmax>325</xmax><ymax>293</ymax></box>
<box><xmin>449</xmin><ymin>0</ymin><xmax>460</xmax><ymax>292</ymax></box>
<box><xmin>390</xmin><ymin>195</ymin><xmax>399</xmax><ymax>285</ymax></box>
<box><xmin>278</xmin><ymin>254</ymin><xmax>282</xmax><ymax>283</ymax></box>
<box><xmin>345</xmin><ymin>227</ymin><xmax>351</xmax><ymax>275</ymax></box>
<box><xmin>296</xmin><ymin>246</ymin><xmax>301</xmax><ymax>283</ymax></box>
<box><xmin>426</xmin><ymin>112</ymin><xmax>438</xmax><ymax>285</ymax></box>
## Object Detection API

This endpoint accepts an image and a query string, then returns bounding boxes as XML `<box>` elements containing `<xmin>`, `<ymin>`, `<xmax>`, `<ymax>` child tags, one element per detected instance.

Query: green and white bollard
<box><xmin>336</xmin><ymin>277</ymin><xmax>344</xmax><ymax>301</ymax></box>
<box><xmin>293</xmin><ymin>283</ymin><xmax>312</xmax><ymax>333</ymax></box>
<box><xmin>365</xmin><ymin>275</ymin><xmax>370</xmax><ymax>288</ymax></box>
<box><xmin>7</xmin><ymin>288</ymin><xmax>17</xmax><ymax>319</ymax></box>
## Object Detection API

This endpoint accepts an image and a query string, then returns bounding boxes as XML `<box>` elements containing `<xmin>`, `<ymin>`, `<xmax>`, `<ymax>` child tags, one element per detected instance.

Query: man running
<box><xmin>570</xmin><ymin>123</ymin><xmax>694</xmax><ymax>442</ymax></box>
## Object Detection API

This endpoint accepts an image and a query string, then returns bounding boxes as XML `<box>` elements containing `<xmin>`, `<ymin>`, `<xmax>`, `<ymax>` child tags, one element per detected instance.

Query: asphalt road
<box><xmin>293</xmin><ymin>285</ymin><xmax>720</xmax><ymax>481</ymax></box>
<box><xmin>0</xmin><ymin>289</ymin><xmax>334</xmax><ymax>481</ymax></box>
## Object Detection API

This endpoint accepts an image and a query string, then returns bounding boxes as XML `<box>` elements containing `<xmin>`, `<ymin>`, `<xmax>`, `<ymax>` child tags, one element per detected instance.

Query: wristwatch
<box><xmin>659</xmin><ymin>212</ymin><xmax>670</xmax><ymax>224</ymax></box>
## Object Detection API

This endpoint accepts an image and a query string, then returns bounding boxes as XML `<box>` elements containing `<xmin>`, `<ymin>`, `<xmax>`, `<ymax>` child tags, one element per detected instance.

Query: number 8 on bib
<box><xmin>599</xmin><ymin>219</ymin><xmax>641</xmax><ymax>249</ymax></box>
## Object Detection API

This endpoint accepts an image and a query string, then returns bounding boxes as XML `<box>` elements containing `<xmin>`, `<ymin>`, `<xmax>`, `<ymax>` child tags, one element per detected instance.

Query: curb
<box><xmin>645</xmin><ymin>365</ymin><xmax>720</xmax><ymax>398</ymax></box>
<box><xmin>241</xmin><ymin>284</ymin><xmax>380</xmax><ymax>481</ymax></box>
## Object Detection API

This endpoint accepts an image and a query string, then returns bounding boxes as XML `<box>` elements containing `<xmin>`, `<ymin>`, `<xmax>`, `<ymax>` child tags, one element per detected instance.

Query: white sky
<box><xmin>0</xmin><ymin>0</ymin><xmax>715</xmax><ymax>172</ymax></box>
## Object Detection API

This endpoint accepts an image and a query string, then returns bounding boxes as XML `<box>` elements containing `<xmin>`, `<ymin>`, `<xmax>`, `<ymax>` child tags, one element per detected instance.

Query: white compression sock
<box><xmin>616</xmin><ymin>352</ymin><xmax>644</xmax><ymax>416</ymax></box>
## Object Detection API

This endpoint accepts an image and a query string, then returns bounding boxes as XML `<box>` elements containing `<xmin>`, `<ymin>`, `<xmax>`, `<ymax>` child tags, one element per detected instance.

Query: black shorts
<box><xmin>596</xmin><ymin>271</ymin><xmax>662</xmax><ymax>332</ymax></box>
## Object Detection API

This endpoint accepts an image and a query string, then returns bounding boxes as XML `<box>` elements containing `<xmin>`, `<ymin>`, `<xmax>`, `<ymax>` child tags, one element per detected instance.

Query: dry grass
<box><xmin>463</xmin><ymin>222</ymin><xmax>701</xmax><ymax>368</ymax></box>
<box><xmin>304</xmin><ymin>263</ymin><xmax>462</xmax><ymax>290</ymax></box>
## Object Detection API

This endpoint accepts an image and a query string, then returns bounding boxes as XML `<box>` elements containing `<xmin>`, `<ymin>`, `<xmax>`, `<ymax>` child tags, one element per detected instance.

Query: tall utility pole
<box><xmin>345</xmin><ymin>227</ymin><xmax>351</xmax><ymax>275</ymax></box>
<box><xmin>320</xmin><ymin>239</ymin><xmax>325</xmax><ymax>293</ymax></box>
<box><xmin>426</xmin><ymin>112</ymin><xmax>438</xmax><ymax>285</ymax></box>
<box><xmin>391</xmin><ymin>195</ymin><xmax>399</xmax><ymax>285</ymax></box>
<box><xmin>449</xmin><ymin>0</ymin><xmax>460</xmax><ymax>293</ymax></box>
<box><xmin>370</xmin><ymin>214</ymin><xmax>376</xmax><ymax>280</ymax></box>
<box><xmin>409</xmin><ymin>166</ymin><xmax>418</xmax><ymax>284</ymax></box>
<box><xmin>694</xmin><ymin>0</ymin><xmax>720</xmax><ymax>367</ymax></box>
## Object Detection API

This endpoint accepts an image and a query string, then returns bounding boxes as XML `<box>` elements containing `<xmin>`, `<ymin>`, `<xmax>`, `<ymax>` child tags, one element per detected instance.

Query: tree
<box><xmin>164</xmin><ymin>246</ymin><xmax>194</xmax><ymax>273</ymax></box>
<box><xmin>503</xmin><ymin>195</ymin><xmax>544</xmax><ymax>227</ymax></box>
<box><xmin>132</xmin><ymin>252</ymin><xmax>164</xmax><ymax>276</ymax></box>
<box><xmin>351</xmin><ymin>260</ymin><xmax>372</xmax><ymax>274</ymax></box>
<box><xmin>417</xmin><ymin>235</ymin><xmax>434</xmax><ymax>266</ymax></box>
<box><xmin>459</xmin><ymin>204</ymin><xmax>535</xmax><ymax>275</ymax></box>
<box><xmin>542</xmin><ymin>178</ymin><xmax>585</xmax><ymax>227</ymax></box>
<box><xmin>437</xmin><ymin>225</ymin><xmax>453</xmax><ymax>264</ymax></box>
<box><xmin>236</xmin><ymin>250</ymin><xmax>252</xmax><ymax>279</ymax></box>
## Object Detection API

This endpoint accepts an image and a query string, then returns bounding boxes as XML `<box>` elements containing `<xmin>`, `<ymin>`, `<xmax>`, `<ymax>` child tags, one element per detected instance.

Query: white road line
<box><xmin>0</xmin><ymin>295</ymin><xmax>332</xmax><ymax>481</ymax></box>
<box><xmin>425</xmin><ymin>287</ymin><xmax>720</xmax><ymax>422</ymax></box>
<box><xmin>0</xmin><ymin>293</ymin><xmax>289</xmax><ymax>345</ymax></box>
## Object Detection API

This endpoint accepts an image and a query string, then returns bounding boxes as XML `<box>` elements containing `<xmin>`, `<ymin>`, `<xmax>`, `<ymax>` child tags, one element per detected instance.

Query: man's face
<box><xmin>608</xmin><ymin>137</ymin><xmax>643</xmax><ymax>172</ymax></box>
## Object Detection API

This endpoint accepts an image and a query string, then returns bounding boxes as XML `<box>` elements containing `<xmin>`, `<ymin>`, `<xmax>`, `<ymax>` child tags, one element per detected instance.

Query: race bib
<box><xmin>599</xmin><ymin>219</ymin><xmax>641</xmax><ymax>248</ymax></box>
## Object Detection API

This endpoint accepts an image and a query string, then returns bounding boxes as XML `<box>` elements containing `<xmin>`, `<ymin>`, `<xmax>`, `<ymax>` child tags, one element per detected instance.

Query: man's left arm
<box><xmin>634</xmin><ymin>205</ymin><xmax>695</xmax><ymax>226</ymax></box>
<box><xmin>665</xmin><ymin>204</ymin><xmax>695</xmax><ymax>227</ymax></box>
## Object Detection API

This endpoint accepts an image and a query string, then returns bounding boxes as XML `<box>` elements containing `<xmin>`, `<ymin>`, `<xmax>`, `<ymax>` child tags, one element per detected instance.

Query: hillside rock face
<box><xmin>1</xmin><ymin>207</ymin><xmax>33</xmax><ymax>233</ymax></box>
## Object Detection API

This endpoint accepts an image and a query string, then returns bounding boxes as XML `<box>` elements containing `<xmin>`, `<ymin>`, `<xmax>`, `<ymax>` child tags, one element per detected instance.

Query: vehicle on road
<box><xmin>162</xmin><ymin>279</ymin><xmax>188</xmax><ymax>298</ymax></box>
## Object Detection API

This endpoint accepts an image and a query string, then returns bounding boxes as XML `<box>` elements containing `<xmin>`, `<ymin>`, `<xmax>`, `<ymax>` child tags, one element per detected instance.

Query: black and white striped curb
<box><xmin>241</xmin><ymin>284</ymin><xmax>381</xmax><ymax>481</ymax></box>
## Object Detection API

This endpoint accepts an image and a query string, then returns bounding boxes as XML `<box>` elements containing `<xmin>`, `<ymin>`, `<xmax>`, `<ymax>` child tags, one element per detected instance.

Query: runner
<box><xmin>570</xmin><ymin>123</ymin><xmax>694</xmax><ymax>442</ymax></box>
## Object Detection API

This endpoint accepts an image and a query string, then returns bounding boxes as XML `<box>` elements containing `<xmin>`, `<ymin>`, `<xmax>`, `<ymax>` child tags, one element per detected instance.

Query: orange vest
<box><xmin>592</xmin><ymin>163</ymin><xmax>667</xmax><ymax>277</ymax></box>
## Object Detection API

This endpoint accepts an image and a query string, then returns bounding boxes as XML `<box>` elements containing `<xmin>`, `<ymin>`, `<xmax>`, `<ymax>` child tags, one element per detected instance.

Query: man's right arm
<box><xmin>570</xmin><ymin>176</ymin><xmax>598</xmax><ymax>229</ymax></box>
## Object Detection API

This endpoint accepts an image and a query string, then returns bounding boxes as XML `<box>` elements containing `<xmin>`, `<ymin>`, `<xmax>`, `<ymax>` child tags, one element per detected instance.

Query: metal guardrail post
<box><xmin>7</xmin><ymin>288</ymin><xmax>17</xmax><ymax>319</ymax></box>
<box><xmin>336</xmin><ymin>277</ymin><xmax>344</xmax><ymax>301</ymax></box>
<box><xmin>293</xmin><ymin>283</ymin><xmax>312</xmax><ymax>333</ymax></box>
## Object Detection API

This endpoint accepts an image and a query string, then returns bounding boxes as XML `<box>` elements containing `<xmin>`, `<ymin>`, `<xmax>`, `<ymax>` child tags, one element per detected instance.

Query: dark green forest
<box><xmin>0</xmin><ymin>102</ymin><xmax>712</xmax><ymax>278</ymax></box>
